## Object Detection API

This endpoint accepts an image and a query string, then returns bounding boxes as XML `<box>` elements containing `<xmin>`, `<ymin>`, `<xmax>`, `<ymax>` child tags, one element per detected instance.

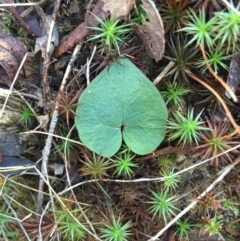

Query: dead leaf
<box><xmin>0</xmin><ymin>36</ymin><xmax>27</xmax><ymax>84</ymax></box>
<box><xmin>34</xmin><ymin>6</ymin><xmax>59</xmax><ymax>58</ymax></box>
<box><xmin>1</xmin><ymin>0</ymin><xmax>42</xmax><ymax>37</ymax></box>
<box><xmin>102</xmin><ymin>0</ymin><xmax>134</xmax><ymax>19</ymax></box>
<box><xmin>16</xmin><ymin>6</ymin><xmax>42</xmax><ymax>37</ymax></box>
<box><xmin>49</xmin><ymin>162</ymin><xmax>64</xmax><ymax>175</ymax></box>
<box><xmin>0</xmin><ymin>36</ymin><xmax>27</xmax><ymax>62</ymax></box>
<box><xmin>225</xmin><ymin>225</ymin><xmax>240</xmax><ymax>236</ymax></box>
<box><xmin>0</xmin><ymin>47</ymin><xmax>20</xmax><ymax>83</ymax></box>
<box><xmin>0</xmin><ymin>131</ymin><xmax>27</xmax><ymax>156</ymax></box>
<box><xmin>225</xmin><ymin>53</ymin><xmax>240</xmax><ymax>99</ymax></box>
<box><xmin>133</xmin><ymin>0</ymin><xmax>165</xmax><ymax>62</ymax></box>
<box><xmin>36</xmin><ymin>114</ymin><xmax>49</xmax><ymax>130</ymax></box>
<box><xmin>0</xmin><ymin>156</ymin><xmax>38</xmax><ymax>175</ymax></box>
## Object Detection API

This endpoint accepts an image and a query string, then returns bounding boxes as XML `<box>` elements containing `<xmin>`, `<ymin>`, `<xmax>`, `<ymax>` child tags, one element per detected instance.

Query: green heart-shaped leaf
<box><xmin>75</xmin><ymin>58</ymin><xmax>168</xmax><ymax>157</ymax></box>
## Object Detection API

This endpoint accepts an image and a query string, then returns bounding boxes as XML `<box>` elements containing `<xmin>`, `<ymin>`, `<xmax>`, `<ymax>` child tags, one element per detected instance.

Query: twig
<box><xmin>0</xmin><ymin>0</ymin><xmax>46</xmax><ymax>6</ymax></box>
<box><xmin>36</xmin><ymin>106</ymin><xmax>58</xmax><ymax>214</ymax></box>
<box><xmin>38</xmin><ymin>201</ymin><xmax>51</xmax><ymax>241</ymax></box>
<box><xmin>153</xmin><ymin>61</ymin><xmax>174</xmax><ymax>85</ymax></box>
<box><xmin>36</xmin><ymin>23</ymin><xmax>83</xmax><ymax>217</ymax></box>
<box><xmin>86</xmin><ymin>46</ymin><xmax>97</xmax><ymax>86</ymax></box>
<box><xmin>148</xmin><ymin>156</ymin><xmax>240</xmax><ymax>241</ymax></box>
<box><xmin>0</xmin><ymin>53</ymin><xmax>28</xmax><ymax>119</ymax></box>
<box><xmin>36</xmin><ymin>0</ymin><xmax>61</xmax><ymax>214</ymax></box>
<box><xmin>135</xmin><ymin>145</ymin><xmax>192</xmax><ymax>161</ymax></box>
<box><xmin>41</xmin><ymin>0</ymin><xmax>60</xmax><ymax>111</ymax></box>
<box><xmin>22</xmin><ymin>130</ymin><xmax>83</xmax><ymax>146</ymax></box>
<box><xmin>59</xmin><ymin>42</ymin><xmax>82</xmax><ymax>91</ymax></box>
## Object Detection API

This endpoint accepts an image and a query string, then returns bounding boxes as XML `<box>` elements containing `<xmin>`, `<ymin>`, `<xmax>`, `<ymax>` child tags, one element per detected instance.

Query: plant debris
<box><xmin>0</xmin><ymin>36</ymin><xmax>27</xmax><ymax>84</ymax></box>
<box><xmin>225</xmin><ymin>53</ymin><xmax>240</xmax><ymax>98</ymax></box>
<box><xmin>133</xmin><ymin>0</ymin><xmax>165</xmax><ymax>62</ymax></box>
<box><xmin>102</xmin><ymin>0</ymin><xmax>134</xmax><ymax>19</ymax></box>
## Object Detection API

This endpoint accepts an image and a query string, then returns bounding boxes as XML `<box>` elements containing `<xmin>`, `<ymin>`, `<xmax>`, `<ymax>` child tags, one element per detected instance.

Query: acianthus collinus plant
<box><xmin>75</xmin><ymin>58</ymin><xmax>168</xmax><ymax>157</ymax></box>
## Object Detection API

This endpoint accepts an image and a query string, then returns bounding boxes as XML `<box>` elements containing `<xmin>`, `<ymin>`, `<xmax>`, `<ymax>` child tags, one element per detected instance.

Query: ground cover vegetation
<box><xmin>1</xmin><ymin>0</ymin><xmax>240</xmax><ymax>240</ymax></box>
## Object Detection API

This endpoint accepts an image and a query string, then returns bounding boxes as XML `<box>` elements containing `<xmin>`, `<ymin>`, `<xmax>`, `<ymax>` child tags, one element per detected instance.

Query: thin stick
<box><xmin>86</xmin><ymin>46</ymin><xmax>96</xmax><ymax>86</ymax></box>
<box><xmin>60</xmin><ymin>42</ymin><xmax>82</xmax><ymax>91</ymax></box>
<box><xmin>36</xmin><ymin>0</ymin><xmax>61</xmax><ymax>214</ymax></box>
<box><xmin>21</xmin><ymin>130</ymin><xmax>83</xmax><ymax>146</ymax></box>
<box><xmin>0</xmin><ymin>0</ymin><xmax>45</xmax><ymax>7</ymax></box>
<box><xmin>0</xmin><ymin>52</ymin><xmax>28</xmax><ymax>119</ymax></box>
<box><xmin>153</xmin><ymin>61</ymin><xmax>174</xmax><ymax>85</ymax></box>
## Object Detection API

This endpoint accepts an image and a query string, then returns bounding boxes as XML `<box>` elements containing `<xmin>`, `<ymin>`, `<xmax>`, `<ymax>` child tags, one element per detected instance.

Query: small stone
<box><xmin>69</xmin><ymin>2</ymin><xmax>80</xmax><ymax>14</ymax></box>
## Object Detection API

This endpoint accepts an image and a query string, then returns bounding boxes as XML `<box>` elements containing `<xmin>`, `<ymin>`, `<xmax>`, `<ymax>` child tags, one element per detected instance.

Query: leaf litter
<box><xmin>133</xmin><ymin>0</ymin><xmax>165</xmax><ymax>62</ymax></box>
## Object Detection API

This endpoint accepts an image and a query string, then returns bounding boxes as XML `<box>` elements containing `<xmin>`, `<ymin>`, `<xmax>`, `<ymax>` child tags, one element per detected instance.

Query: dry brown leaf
<box><xmin>102</xmin><ymin>0</ymin><xmax>134</xmax><ymax>19</ymax></box>
<box><xmin>225</xmin><ymin>53</ymin><xmax>240</xmax><ymax>99</ymax></box>
<box><xmin>0</xmin><ymin>44</ymin><xmax>19</xmax><ymax>79</ymax></box>
<box><xmin>1</xmin><ymin>0</ymin><xmax>42</xmax><ymax>37</ymax></box>
<box><xmin>34</xmin><ymin>6</ymin><xmax>59</xmax><ymax>58</ymax></box>
<box><xmin>225</xmin><ymin>225</ymin><xmax>240</xmax><ymax>237</ymax></box>
<box><xmin>133</xmin><ymin>0</ymin><xmax>165</xmax><ymax>62</ymax></box>
<box><xmin>0</xmin><ymin>36</ymin><xmax>27</xmax><ymax>62</ymax></box>
<box><xmin>36</xmin><ymin>114</ymin><xmax>49</xmax><ymax>130</ymax></box>
<box><xmin>0</xmin><ymin>36</ymin><xmax>27</xmax><ymax>84</ymax></box>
